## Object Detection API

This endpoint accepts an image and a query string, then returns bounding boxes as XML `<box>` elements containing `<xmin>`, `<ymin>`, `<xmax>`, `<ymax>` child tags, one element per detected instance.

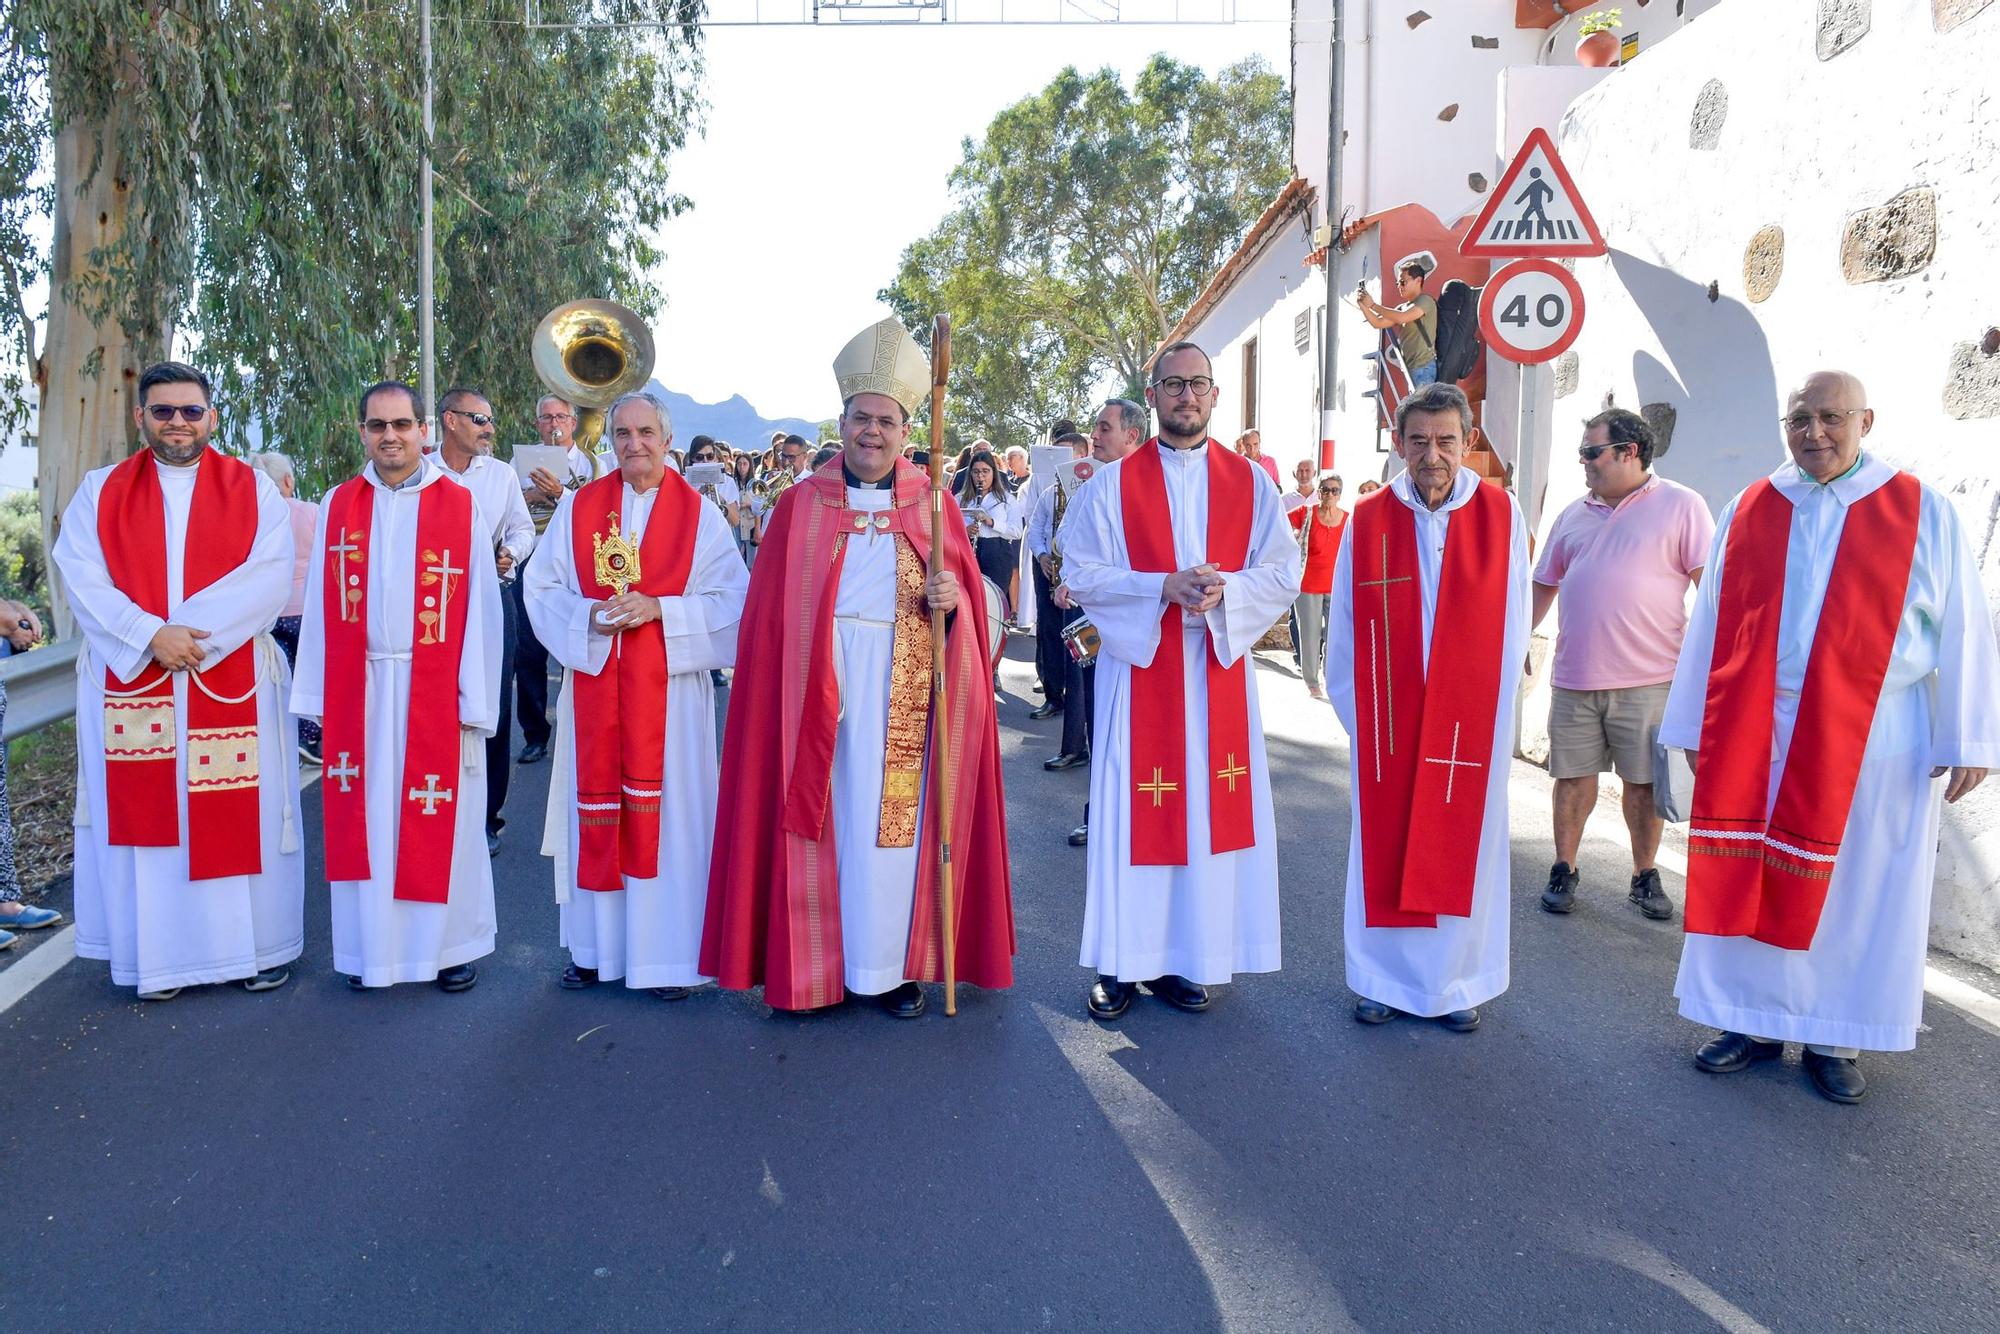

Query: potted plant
<box><xmin>1575</xmin><ymin>9</ymin><xmax>1622</xmax><ymax>67</ymax></box>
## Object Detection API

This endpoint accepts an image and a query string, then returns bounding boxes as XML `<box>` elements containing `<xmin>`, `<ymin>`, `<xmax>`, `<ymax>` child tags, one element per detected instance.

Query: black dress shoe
<box><xmin>1804</xmin><ymin>1050</ymin><xmax>1867</xmax><ymax>1103</ymax></box>
<box><xmin>560</xmin><ymin>964</ymin><xmax>599</xmax><ymax>989</ymax></box>
<box><xmin>1067</xmin><ymin>824</ymin><xmax>1088</xmax><ymax>847</ymax></box>
<box><xmin>1028</xmin><ymin>701</ymin><xmax>1063</xmax><ymax>720</ymax></box>
<box><xmin>1150</xmin><ymin>974</ymin><xmax>1211</xmax><ymax>1012</ymax></box>
<box><xmin>517</xmin><ymin>742</ymin><xmax>549</xmax><ymax>765</ymax></box>
<box><xmin>878</xmin><ymin>981</ymin><xmax>926</xmax><ymax>1018</ymax></box>
<box><xmin>347</xmin><ymin>974</ymin><xmax>368</xmax><ymax>991</ymax></box>
<box><xmin>1694</xmin><ymin>1031</ymin><xmax>1784</xmax><ymax>1073</ymax></box>
<box><xmin>651</xmin><ymin>986</ymin><xmax>692</xmax><ymax>1002</ymax></box>
<box><xmin>437</xmin><ymin>963</ymin><xmax>478</xmax><ymax>993</ymax></box>
<box><xmin>1043</xmin><ymin>752</ymin><xmax>1087</xmax><ymax>771</ymax></box>
<box><xmin>1087</xmin><ymin>976</ymin><xmax>1135</xmax><ymax>1020</ymax></box>
<box><xmin>1541</xmin><ymin>861</ymin><xmax>1579</xmax><ymax>914</ymax></box>
<box><xmin>1439</xmin><ymin>1007</ymin><xmax>1481</xmax><ymax>1033</ymax></box>
<box><xmin>1353</xmin><ymin>998</ymin><xmax>1398</xmax><ymax>1024</ymax></box>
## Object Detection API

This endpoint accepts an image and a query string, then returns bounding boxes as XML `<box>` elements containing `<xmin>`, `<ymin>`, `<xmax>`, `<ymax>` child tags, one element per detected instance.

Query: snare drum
<box><xmin>1061</xmin><ymin>614</ymin><xmax>1101</xmax><ymax>666</ymax></box>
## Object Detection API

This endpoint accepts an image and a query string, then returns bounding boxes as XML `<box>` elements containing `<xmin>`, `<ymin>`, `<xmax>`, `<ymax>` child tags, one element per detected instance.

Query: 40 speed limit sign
<box><xmin>1478</xmin><ymin>258</ymin><xmax>1585</xmax><ymax>364</ymax></box>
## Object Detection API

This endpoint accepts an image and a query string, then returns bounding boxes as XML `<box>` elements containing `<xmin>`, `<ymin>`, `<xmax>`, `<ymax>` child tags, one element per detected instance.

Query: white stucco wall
<box><xmin>1527</xmin><ymin>0</ymin><xmax>2000</xmax><ymax>969</ymax></box>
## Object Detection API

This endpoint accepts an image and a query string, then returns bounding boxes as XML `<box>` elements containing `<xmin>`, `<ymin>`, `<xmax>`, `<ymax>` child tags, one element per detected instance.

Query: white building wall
<box><xmin>1523</xmin><ymin>0</ymin><xmax>2000</xmax><ymax>969</ymax></box>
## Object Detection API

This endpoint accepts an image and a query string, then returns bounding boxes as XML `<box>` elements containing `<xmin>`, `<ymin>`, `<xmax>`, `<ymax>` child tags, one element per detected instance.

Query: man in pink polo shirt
<box><xmin>1532</xmin><ymin>408</ymin><xmax>1713</xmax><ymax>921</ymax></box>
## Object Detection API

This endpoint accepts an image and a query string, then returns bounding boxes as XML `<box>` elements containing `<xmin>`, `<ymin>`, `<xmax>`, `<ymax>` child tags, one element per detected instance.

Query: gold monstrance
<box><xmin>593</xmin><ymin>517</ymin><xmax>641</xmax><ymax>596</ymax></box>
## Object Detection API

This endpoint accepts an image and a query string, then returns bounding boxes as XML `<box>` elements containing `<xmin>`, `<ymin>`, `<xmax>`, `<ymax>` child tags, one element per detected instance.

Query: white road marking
<box><xmin>1034</xmin><ymin>1002</ymin><xmax>1360</xmax><ymax>1334</ymax></box>
<box><xmin>1581</xmin><ymin>1231</ymin><xmax>1774</xmax><ymax>1334</ymax></box>
<box><xmin>0</xmin><ymin>925</ymin><xmax>77</xmax><ymax>1017</ymax></box>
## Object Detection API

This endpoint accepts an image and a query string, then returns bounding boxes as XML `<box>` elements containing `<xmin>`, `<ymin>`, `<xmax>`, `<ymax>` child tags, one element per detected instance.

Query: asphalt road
<box><xmin>4</xmin><ymin>640</ymin><xmax>1997</xmax><ymax>1332</ymax></box>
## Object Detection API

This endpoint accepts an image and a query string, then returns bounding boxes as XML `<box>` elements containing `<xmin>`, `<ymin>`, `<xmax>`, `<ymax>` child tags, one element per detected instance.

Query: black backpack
<box><xmin>1432</xmin><ymin>279</ymin><xmax>1482</xmax><ymax>384</ymax></box>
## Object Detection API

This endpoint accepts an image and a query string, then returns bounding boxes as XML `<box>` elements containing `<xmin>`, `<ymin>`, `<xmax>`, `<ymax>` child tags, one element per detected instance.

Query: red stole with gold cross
<box><xmin>569</xmin><ymin>471</ymin><xmax>699</xmax><ymax>891</ymax></box>
<box><xmin>1350</xmin><ymin>481</ymin><xmax>1510</xmax><ymax>927</ymax></box>
<box><xmin>96</xmin><ymin>448</ymin><xmax>264</xmax><ymax>880</ymax></box>
<box><xmin>319</xmin><ymin>471</ymin><xmax>472</xmax><ymax>902</ymax></box>
<box><xmin>1118</xmin><ymin>440</ymin><xmax>1256</xmax><ymax>866</ymax></box>
<box><xmin>1685</xmin><ymin>472</ymin><xmax>1919</xmax><ymax>950</ymax></box>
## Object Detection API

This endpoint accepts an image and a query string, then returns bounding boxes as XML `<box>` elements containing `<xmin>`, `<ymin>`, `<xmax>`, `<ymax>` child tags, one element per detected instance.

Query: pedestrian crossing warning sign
<box><xmin>1460</xmin><ymin>127</ymin><xmax>1606</xmax><ymax>259</ymax></box>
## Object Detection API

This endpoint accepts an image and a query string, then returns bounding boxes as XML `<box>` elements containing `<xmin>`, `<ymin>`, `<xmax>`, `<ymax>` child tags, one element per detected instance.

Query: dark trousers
<box><xmin>512</xmin><ymin>575</ymin><xmax>552</xmax><ymax>747</ymax></box>
<box><xmin>488</xmin><ymin>582</ymin><xmax>517</xmax><ymax>834</ymax></box>
<box><xmin>1059</xmin><ymin>607</ymin><xmax>1094</xmax><ymax>758</ymax></box>
<box><xmin>1032</xmin><ymin>563</ymin><xmax>1066</xmax><ymax>705</ymax></box>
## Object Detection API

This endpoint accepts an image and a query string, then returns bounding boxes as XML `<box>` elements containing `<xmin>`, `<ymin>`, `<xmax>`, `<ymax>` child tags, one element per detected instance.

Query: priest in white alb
<box><xmin>291</xmin><ymin>380</ymin><xmax>504</xmax><ymax>993</ymax></box>
<box><xmin>1326</xmin><ymin>382</ymin><xmax>1529</xmax><ymax>1034</ymax></box>
<box><xmin>1666</xmin><ymin>370</ymin><xmax>1999</xmax><ymax>1104</ymax></box>
<box><xmin>1061</xmin><ymin>341</ymin><xmax>1302</xmax><ymax>1020</ymax></box>
<box><xmin>54</xmin><ymin>361</ymin><xmax>304</xmax><ymax>1000</ymax></box>
<box><xmin>525</xmin><ymin>390</ymin><xmax>747</xmax><ymax>999</ymax></box>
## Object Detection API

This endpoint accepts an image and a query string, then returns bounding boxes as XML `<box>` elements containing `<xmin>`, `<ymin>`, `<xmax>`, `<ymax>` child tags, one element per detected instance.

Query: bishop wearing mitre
<box><xmin>1325</xmin><ymin>382</ymin><xmax>1529</xmax><ymax>1034</ymax></box>
<box><xmin>524</xmin><ymin>390</ymin><xmax>748</xmax><ymax>999</ymax></box>
<box><xmin>292</xmin><ymin>381</ymin><xmax>504</xmax><ymax>993</ymax></box>
<box><xmin>1059</xmin><ymin>341</ymin><xmax>1303</xmax><ymax>1021</ymax></box>
<box><xmin>700</xmin><ymin>318</ymin><xmax>1014</xmax><ymax>1018</ymax></box>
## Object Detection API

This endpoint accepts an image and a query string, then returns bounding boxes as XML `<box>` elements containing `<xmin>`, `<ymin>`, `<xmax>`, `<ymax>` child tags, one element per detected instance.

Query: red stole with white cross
<box><xmin>319</xmin><ymin>472</ymin><xmax>472</xmax><ymax>902</ymax></box>
<box><xmin>1350</xmin><ymin>481</ymin><xmax>1509</xmax><ymax>927</ymax></box>
<box><xmin>1685</xmin><ymin>472</ymin><xmax>1919</xmax><ymax>950</ymax></box>
<box><xmin>1118</xmin><ymin>440</ymin><xmax>1256</xmax><ymax>866</ymax></box>
<box><xmin>96</xmin><ymin>448</ymin><xmax>264</xmax><ymax>880</ymax></box>
<box><xmin>569</xmin><ymin>471</ymin><xmax>699</xmax><ymax>891</ymax></box>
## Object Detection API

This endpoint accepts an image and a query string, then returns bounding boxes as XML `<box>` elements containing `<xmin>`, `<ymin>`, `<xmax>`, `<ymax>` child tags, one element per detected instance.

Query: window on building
<box><xmin>1241</xmin><ymin>338</ymin><xmax>1259</xmax><ymax>430</ymax></box>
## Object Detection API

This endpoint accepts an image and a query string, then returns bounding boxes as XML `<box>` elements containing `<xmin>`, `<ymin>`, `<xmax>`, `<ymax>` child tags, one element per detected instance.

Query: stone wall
<box><xmin>1526</xmin><ymin>0</ymin><xmax>2000</xmax><ymax>969</ymax></box>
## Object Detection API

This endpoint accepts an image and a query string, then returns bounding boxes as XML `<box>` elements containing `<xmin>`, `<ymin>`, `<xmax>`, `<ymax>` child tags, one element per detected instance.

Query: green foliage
<box><xmin>0</xmin><ymin>1</ymin><xmax>704</xmax><ymax>496</ymax></box>
<box><xmin>1578</xmin><ymin>9</ymin><xmax>1623</xmax><ymax>37</ymax></box>
<box><xmin>882</xmin><ymin>55</ymin><xmax>1290</xmax><ymax>446</ymax></box>
<box><xmin>0</xmin><ymin>489</ymin><xmax>48</xmax><ymax>614</ymax></box>
<box><xmin>0</xmin><ymin>19</ymin><xmax>48</xmax><ymax>441</ymax></box>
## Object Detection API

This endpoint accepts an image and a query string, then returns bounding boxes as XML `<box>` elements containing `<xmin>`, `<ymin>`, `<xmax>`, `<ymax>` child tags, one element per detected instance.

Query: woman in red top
<box><xmin>1288</xmin><ymin>471</ymin><xmax>1346</xmax><ymax>699</ymax></box>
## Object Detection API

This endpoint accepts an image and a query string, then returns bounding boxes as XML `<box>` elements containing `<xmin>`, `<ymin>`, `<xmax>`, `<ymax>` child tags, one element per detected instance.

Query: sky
<box><xmin>647</xmin><ymin>15</ymin><xmax>1291</xmax><ymax>423</ymax></box>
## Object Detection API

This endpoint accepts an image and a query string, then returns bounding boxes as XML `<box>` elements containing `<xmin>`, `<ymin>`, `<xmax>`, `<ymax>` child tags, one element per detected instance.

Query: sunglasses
<box><xmin>362</xmin><ymin>417</ymin><xmax>420</xmax><ymax>434</ymax></box>
<box><xmin>146</xmin><ymin>404</ymin><xmax>208</xmax><ymax>423</ymax></box>
<box><xmin>446</xmin><ymin>409</ymin><xmax>496</xmax><ymax>428</ymax></box>
<box><xmin>1320</xmin><ymin>486</ymin><xmax>1342</xmax><ymax>495</ymax></box>
<box><xmin>1578</xmin><ymin>442</ymin><xmax>1627</xmax><ymax>461</ymax></box>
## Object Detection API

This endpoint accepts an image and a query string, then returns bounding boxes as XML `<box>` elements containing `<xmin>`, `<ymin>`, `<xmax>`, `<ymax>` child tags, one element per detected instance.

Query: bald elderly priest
<box><xmin>1665</xmin><ymin>371</ymin><xmax>1999</xmax><ymax>1104</ymax></box>
<box><xmin>700</xmin><ymin>318</ymin><xmax>1014</xmax><ymax>1017</ymax></box>
<box><xmin>1326</xmin><ymin>382</ymin><xmax>1530</xmax><ymax>1034</ymax></box>
<box><xmin>292</xmin><ymin>381</ymin><xmax>505</xmax><ymax>993</ymax></box>
<box><xmin>1061</xmin><ymin>340</ymin><xmax>1303</xmax><ymax>1020</ymax></box>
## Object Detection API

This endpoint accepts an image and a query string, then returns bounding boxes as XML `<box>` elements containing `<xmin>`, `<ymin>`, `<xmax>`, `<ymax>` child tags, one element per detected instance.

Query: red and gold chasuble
<box><xmin>569</xmin><ymin>471</ymin><xmax>699</xmax><ymax>891</ymax></box>
<box><xmin>1685</xmin><ymin>472</ymin><xmax>1920</xmax><ymax>950</ymax></box>
<box><xmin>1118</xmin><ymin>440</ymin><xmax>1256</xmax><ymax>866</ymax></box>
<box><xmin>1350</xmin><ymin>482</ymin><xmax>1510</xmax><ymax>928</ymax></box>
<box><xmin>318</xmin><ymin>473</ymin><xmax>473</xmax><ymax>902</ymax></box>
<box><xmin>96</xmin><ymin>448</ymin><xmax>263</xmax><ymax>880</ymax></box>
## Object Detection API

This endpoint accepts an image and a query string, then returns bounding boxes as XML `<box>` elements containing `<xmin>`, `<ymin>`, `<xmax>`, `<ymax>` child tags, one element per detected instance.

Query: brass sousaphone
<box><xmin>531</xmin><ymin>299</ymin><xmax>657</xmax><ymax>453</ymax></box>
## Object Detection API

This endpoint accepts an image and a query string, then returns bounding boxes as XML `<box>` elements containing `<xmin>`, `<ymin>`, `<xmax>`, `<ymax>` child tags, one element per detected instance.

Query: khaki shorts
<box><xmin>1548</xmin><ymin>683</ymin><xmax>1672</xmax><ymax>782</ymax></box>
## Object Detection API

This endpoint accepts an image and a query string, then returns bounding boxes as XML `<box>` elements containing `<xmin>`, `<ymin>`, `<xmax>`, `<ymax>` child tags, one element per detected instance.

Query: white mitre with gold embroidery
<box><xmin>833</xmin><ymin>317</ymin><xmax>928</xmax><ymax>417</ymax></box>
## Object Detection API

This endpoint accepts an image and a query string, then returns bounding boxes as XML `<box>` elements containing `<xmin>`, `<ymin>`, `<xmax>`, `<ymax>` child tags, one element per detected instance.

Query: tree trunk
<box><xmin>38</xmin><ymin>56</ymin><xmax>166</xmax><ymax>637</ymax></box>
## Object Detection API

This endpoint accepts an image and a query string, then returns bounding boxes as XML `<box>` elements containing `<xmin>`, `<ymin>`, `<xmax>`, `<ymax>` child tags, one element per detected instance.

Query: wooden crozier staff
<box><xmin>926</xmin><ymin>314</ymin><xmax>959</xmax><ymax>1017</ymax></box>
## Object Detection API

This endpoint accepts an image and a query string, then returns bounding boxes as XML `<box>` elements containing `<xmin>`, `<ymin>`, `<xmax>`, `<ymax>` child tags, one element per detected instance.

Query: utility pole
<box><xmin>1318</xmin><ymin>0</ymin><xmax>1345</xmax><ymax>471</ymax></box>
<box><xmin>419</xmin><ymin>0</ymin><xmax>437</xmax><ymax>428</ymax></box>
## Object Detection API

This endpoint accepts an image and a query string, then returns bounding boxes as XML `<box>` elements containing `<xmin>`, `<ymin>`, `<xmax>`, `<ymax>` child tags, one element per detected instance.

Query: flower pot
<box><xmin>1576</xmin><ymin>30</ymin><xmax>1620</xmax><ymax>67</ymax></box>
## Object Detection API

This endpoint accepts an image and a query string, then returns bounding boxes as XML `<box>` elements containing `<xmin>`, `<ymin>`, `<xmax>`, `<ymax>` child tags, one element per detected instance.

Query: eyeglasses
<box><xmin>1319</xmin><ymin>486</ymin><xmax>1342</xmax><ymax>495</ymax></box>
<box><xmin>1782</xmin><ymin>409</ymin><xmax>1865</xmax><ymax>434</ymax></box>
<box><xmin>146</xmin><ymin>404</ymin><xmax>208</xmax><ymax>423</ymax></box>
<box><xmin>535</xmin><ymin>412</ymin><xmax>575</xmax><ymax>423</ymax></box>
<box><xmin>446</xmin><ymin>409</ymin><xmax>495</xmax><ymax>427</ymax></box>
<box><xmin>362</xmin><ymin>417</ymin><xmax>420</xmax><ymax>434</ymax></box>
<box><xmin>1578</xmin><ymin>442</ymin><xmax>1627</xmax><ymax>461</ymax></box>
<box><xmin>1151</xmin><ymin>376</ymin><xmax>1215</xmax><ymax>398</ymax></box>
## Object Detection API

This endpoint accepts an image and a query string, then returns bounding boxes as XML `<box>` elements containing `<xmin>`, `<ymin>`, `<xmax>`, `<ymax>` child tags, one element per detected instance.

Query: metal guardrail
<box><xmin>0</xmin><ymin>639</ymin><xmax>82</xmax><ymax>742</ymax></box>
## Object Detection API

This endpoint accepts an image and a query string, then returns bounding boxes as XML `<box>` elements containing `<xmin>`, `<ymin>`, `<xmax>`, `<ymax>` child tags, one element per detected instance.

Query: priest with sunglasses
<box><xmin>53</xmin><ymin>361</ymin><xmax>305</xmax><ymax>1000</ymax></box>
<box><xmin>1663</xmin><ymin>371</ymin><xmax>1999</xmax><ymax>1104</ymax></box>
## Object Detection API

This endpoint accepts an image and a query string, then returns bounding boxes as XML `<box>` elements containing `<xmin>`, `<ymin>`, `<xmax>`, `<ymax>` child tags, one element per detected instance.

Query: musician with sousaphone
<box><xmin>699</xmin><ymin>316</ymin><xmax>1014</xmax><ymax>1019</ymax></box>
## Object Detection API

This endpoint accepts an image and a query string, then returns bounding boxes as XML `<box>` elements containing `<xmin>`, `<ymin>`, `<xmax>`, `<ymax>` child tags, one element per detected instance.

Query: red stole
<box><xmin>1686</xmin><ymin>472</ymin><xmax>1920</xmax><ymax>949</ymax></box>
<box><xmin>1350</xmin><ymin>481</ymin><xmax>1510</xmax><ymax>927</ymax></box>
<box><xmin>95</xmin><ymin>448</ymin><xmax>263</xmax><ymax>880</ymax></box>
<box><xmin>569</xmin><ymin>472</ymin><xmax>699</xmax><ymax>891</ymax></box>
<box><xmin>1118</xmin><ymin>440</ymin><xmax>1256</xmax><ymax>866</ymax></box>
<box><xmin>319</xmin><ymin>472</ymin><xmax>473</xmax><ymax>902</ymax></box>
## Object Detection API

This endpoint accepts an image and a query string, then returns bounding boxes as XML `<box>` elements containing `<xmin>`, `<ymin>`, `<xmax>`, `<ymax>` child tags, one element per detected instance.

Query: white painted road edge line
<box><xmin>0</xmin><ymin>924</ymin><xmax>77</xmax><ymax>1018</ymax></box>
<box><xmin>1506</xmin><ymin>767</ymin><xmax>2000</xmax><ymax>1034</ymax></box>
